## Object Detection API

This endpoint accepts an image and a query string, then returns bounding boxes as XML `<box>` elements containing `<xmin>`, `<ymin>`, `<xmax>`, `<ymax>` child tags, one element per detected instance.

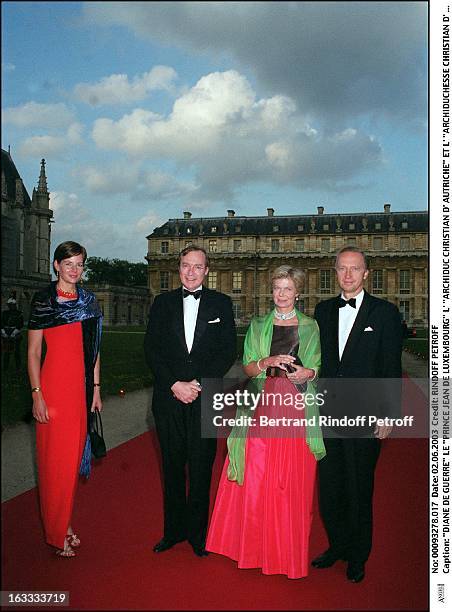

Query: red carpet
<box><xmin>2</xmin><ymin>378</ymin><xmax>428</xmax><ymax>610</ymax></box>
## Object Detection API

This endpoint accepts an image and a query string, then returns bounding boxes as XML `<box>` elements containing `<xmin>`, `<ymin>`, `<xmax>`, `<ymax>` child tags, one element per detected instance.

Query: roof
<box><xmin>1</xmin><ymin>148</ymin><xmax>32</xmax><ymax>207</ymax></box>
<box><xmin>148</xmin><ymin>210</ymin><xmax>428</xmax><ymax>239</ymax></box>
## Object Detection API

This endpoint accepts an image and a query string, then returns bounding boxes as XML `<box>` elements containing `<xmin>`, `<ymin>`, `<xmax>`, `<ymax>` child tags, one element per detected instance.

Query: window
<box><xmin>163</xmin><ymin>228</ymin><xmax>169</xmax><ymax>235</ymax></box>
<box><xmin>320</xmin><ymin>270</ymin><xmax>331</xmax><ymax>294</ymax></box>
<box><xmin>321</xmin><ymin>238</ymin><xmax>331</xmax><ymax>252</ymax></box>
<box><xmin>323</xmin><ymin>224</ymin><xmax>330</xmax><ymax>231</ymax></box>
<box><xmin>207</xmin><ymin>271</ymin><xmax>217</xmax><ymax>290</ymax></box>
<box><xmin>400</xmin><ymin>236</ymin><xmax>410</xmax><ymax>250</ymax></box>
<box><xmin>349</xmin><ymin>223</ymin><xmax>355</xmax><ymax>230</ymax></box>
<box><xmin>400</xmin><ymin>270</ymin><xmax>411</xmax><ymax>294</ymax></box>
<box><xmin>273</xmin><ymin>225</ymin><xmax>279</xmax><ymax>232</ymax></box>
<box><xmin>233</xmin><ymin>239</ymin><xmax>242</xmax><ymax>252</ymax></box>
<box><xmin>298</xmin><ymin>224</ymin><xmax>304</xmax><ymax>232</ymax></box>
<box><xmin>235</xmin><ymin>225</ymin><xmax>241</xmax><ymax>233</ymax></box>
<box><xmin>399</xmin><ymin>300</ymin><xmax>410</xmax><ymax>322</ymax></box>
<box><xmin>373</xmin><ymin>237</ymin><xmax>383</xmax><ymax>251</ymax></box>
<box><xmin>232</xmin><ymin>271</ymin><xmax>242</xmax><ymax>293</ymax></box>
<box><xmin>209</xmin><ymin>240</ymin><xmax>217</xmax><ymax>252</ymax></box>
<box><xmin>295</xmin><ymin>238</ymin><xmax>305</xmax><ymax>252</ymax></box>
<box><xmin>375</xmin><ymin>222</ymin><xmax>381</xmax><ymax>230</ymax></box>
<box><xmin>232</xmin><ymin>301</ymin><xmax>242</xmax><ymax>319</ymax></box>
<box><xmin>401</xmin><ymin>221</ymin><xmax>408</xmax><ymax>229</ymax></box>
<box><xmin>211</xmin><ymin>226</ymin><xmax>217</xmax><ymax>233</ymax></box>
<box><xmin>161</xmin><ymin>241</ymin><xmax>169</xmax><ymax>254</ymax></box>
<box><xmin>271</xmin><ymin>239</ymin><xmax>280</xmax><ymax>252</ymax></box>
<box><xmin>160</xmin><ymin>271</ymin><xmax>169</xmax><ymax>291</ymax></box>
<box><xmin>346</xmin><ymin>237</ymin><xmax>357</xmax><ymax>246</ymax></box>
<box><xmin>373</xmin><ymin>269</ymin><xmax>383</xmax><ymax>294</ymax></box>
<box><xmin>186</xmin><ymin>227</ymin><xmax>192</xmax><ymax>234</ymax></box>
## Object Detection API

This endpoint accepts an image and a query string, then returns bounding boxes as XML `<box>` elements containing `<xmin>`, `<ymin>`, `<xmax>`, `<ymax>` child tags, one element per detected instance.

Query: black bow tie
<box><xmin>339</xmin><ymin>297</ymin><xmax>356</xmax><ymax>308</ymax></box>
<box><xmin>183</xmin><ymin>288</ymin><xmax>202</xmax><ymax>300</ymax></box>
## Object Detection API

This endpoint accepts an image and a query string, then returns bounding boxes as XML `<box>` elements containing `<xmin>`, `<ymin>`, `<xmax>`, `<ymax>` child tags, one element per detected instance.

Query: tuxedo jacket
<box><xmin>144</xmin><ymin>287</ymin><xmax>237</xmax><ymax>408</ymax></box>
<box><xmin>314</xmin><ymin>290</ymin><xmax>402</xmax><ymax>423</ymax></box>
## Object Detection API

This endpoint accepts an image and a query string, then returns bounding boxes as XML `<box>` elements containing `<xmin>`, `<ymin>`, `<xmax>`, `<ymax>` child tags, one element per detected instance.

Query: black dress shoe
<box><xmin>191</xmin><ymin>545</ymin><xmax>209</xmax><ymax>557</ymax></box>
<box><xmin>346</xmin><ymin>561</ymin><xmax>365</xmax><ymax>583</ymax></box>
<box><xmin>311</xmin><ymin>549</ymin><xmax>344</xmax><ymax>569</ymax></box>
<box><xmin>153</xmin><ymin>537</ymin><xmax>185</xmax><ymax>553</ymax></box>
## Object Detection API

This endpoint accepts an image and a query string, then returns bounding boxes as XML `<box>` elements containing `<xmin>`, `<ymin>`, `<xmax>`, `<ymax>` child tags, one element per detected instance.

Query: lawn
<box><xmin>1</xmin><ymin>331</ymin><xmax>152</xmax><ymax>425</ymax></box>
<box><xmin>1</xmin><ymin>327</ymin><xmax>249</xmax><ymax>425</ymax></box>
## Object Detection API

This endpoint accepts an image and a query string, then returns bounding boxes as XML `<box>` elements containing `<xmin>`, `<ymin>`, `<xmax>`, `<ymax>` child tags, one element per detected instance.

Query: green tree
<box><xmin>84</xmin><ymin>257</ymin><xmax>148</xmax><ymax>286</ymax></box>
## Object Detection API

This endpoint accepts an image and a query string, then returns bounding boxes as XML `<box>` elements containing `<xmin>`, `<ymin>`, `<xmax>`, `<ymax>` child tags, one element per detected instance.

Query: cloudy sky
<box><xmin>2</xmin><ymin>1</ymin><xmax>427</xmax><ymax>262</ymax></box>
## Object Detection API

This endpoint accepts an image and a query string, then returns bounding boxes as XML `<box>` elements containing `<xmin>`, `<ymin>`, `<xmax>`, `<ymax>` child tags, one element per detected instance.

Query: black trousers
<box><xmin>153</xmin><ymin>396</ymin><xmax>217</xmax><ymax>547</ymax></box>
<box><xmin>318</xmin><ymin>437</ymin><xmax>381</xmax><ymax>563</ymax></box>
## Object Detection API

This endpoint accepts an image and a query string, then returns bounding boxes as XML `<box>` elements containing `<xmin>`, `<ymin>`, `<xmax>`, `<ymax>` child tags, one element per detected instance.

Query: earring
<box><xmin>80</xmin><ymin>278</ymin><xmax>84</xmax><ymax>286</ymax></box>
<box><xmin>56</xmin><ymin>271</ymin><xmax>59</xmax><ymax>279</ymax></box>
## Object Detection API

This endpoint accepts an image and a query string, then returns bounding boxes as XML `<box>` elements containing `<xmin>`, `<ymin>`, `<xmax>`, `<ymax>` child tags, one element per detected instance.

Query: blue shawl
<box><xmin>29</xmin><ymin>282</ymin><xmax>103</xmax><ymax>477</ymax></box>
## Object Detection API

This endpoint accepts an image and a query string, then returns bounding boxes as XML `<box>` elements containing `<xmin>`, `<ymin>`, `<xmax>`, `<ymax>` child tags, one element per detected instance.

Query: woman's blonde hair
<box><xmin>271</xmin><ymin>265</ymin><xmax>305</xmax><ymax>294</ymax></box>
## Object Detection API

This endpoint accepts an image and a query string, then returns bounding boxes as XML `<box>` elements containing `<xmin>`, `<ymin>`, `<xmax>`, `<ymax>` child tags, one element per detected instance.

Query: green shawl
<box><xmin>227</xmin><ymin>310</ymin><xmax>326</xmax><ymax>484</ymax></box>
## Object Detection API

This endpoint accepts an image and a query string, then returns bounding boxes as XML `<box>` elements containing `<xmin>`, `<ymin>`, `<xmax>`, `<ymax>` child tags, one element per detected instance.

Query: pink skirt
<box><xmin>206</xmin><ymin>377</ymin><xmax>317</xmax><ymax>579</ymax></box>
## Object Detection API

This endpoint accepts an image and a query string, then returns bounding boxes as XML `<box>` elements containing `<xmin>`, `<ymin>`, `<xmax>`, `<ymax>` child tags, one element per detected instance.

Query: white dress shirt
<box><xmin>338</xmin><ymin>289</ymin><xmax>364</xmax><ymax>360</ymax></box>
<box><xmin>183</xmin><ymin>285</ymin><xmax>202</xmax><ymax>353</ymax></box>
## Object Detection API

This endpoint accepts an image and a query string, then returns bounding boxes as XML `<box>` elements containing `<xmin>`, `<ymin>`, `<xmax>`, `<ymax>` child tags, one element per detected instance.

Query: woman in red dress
<box><xmin>28</xmin><ymin>241</ymin><xmax>102</xmax><ymax>557</ymax></box>
<box><xmin>206</xmin><ymin>266</ymin><xmax>325</xmax><ymax>578</ymax></box>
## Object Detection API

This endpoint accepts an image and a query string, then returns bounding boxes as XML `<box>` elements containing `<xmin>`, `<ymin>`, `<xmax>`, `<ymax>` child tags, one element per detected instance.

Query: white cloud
<box><xmin>84</xmin><ymin>1</ymin><xmax>426</xmax><ymax>125</ymax></box>
<box><xmin>73</xmin><ymin>65</ymin><xmax>177</xmax><ymax>106</ymax></box>
<box><xmin>19</xmin><ymin>123</ymin><xmax>84</xmax><ymax>158</ymax></box>
<box><xmin>49</xmin><ymin>191</ymin><xmax>148</xmax><ymax>262</ymax></box>
<box><xmin>136</xmin><ymin>210</ymin><xmax>164</xmax><ymax>233</ymax></box>
<box><xmin>91</xmin><ymin>69</ymin><xmax>382</xmax><ymax>196</ymax></box>
<box><xmin>2</xmin><ymin>62</ymin><xmax>15</xmax><ymax>72</ymax></box>
<box><xmin>2</xmin><ymin>101</ymin><xmax>76</xmax><ymax>129</ymax></box>
<box><xmin>75</xmin><ymin>164</ymin><xmax>140</xmax><ymax>195</ymax></box>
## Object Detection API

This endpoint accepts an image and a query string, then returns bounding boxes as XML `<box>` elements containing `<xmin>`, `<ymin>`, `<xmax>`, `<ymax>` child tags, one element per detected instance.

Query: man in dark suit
<box><xmin>312</xmin><ymin>246</ymin><xmax>402</xmax><ymax>583</ymax></box>
<box><xmin>144</xmin><ymin>245</ymin><xmax>237</xmax><ymax>557</ymax></box>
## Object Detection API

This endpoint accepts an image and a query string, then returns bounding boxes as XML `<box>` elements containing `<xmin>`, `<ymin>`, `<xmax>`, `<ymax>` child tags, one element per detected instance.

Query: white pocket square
<box><xmin>364</xmin><ymin>326</ymin><xmax>374</xmax><ymax>332</ymax></box>
<box><xmin>208</xmin><ymin>318</ymin><xmax>221</xmax><ymax>323</ymax></box>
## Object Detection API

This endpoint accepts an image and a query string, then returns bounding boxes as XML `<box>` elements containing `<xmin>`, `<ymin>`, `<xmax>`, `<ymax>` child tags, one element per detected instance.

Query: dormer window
<box><xmin>401</xmin><ymin>221</ymin><xmax>408</xmax><ymax>229</ymax></box>
<box><xmin>211</xmin><ymin>226</ymin><xmax>217</xmax><ymax>233</ymax></box>
<box><xmin>186</xmin><ymin>227</ymin><xmax>192</xmax><ymax>234</ymax></box>
<box><xmin>273</xmin><ymin>225</ymin><xmax>279</xmax><ymax>232</ymax></box>
<box><xmin>349</xmin><ymin>223</ymin><xmax>355</xmax><ymax>230</ymax></box>
<box><xmin>298</xmin><ymin>225</ymin><xmax>304</xmax><ymax>231</ymax></box>
<box><xmin>163</xmin><ymin>228</ymin><xmax>169</xmax><ymax>235</ymax></box>
<box><xmin>323</xmin><ymin>224</ymin><xmax>329</xmax><ymax>231</ymax></box>
<box><xmin>235</xmin><ymin>225</ymin><xmax>241</xmax><ymax>232</ymax></box>
<box><xmin>375</xmin><ymin>222</ymin><xmax>381</xmax><ymax>230</ymax></box>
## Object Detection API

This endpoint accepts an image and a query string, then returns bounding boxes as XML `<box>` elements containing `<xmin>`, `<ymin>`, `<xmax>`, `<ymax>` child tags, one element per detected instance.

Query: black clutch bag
<box><xmin>286</xmin><ymin>348</ymin><xmax>307</xmax><ymax>393</ymax></box>
<box><xmin>89</xmin><ymin>409</ymin><xmax>107</xmax><ymax>459</ymax></box>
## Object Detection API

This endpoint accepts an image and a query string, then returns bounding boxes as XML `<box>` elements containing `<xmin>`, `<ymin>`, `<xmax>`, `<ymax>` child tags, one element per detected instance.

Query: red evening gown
<box><xmin>206</xmin><ymin>326</ymin><xmax>317</xmax><ymax>579</ymax></box>
<box><xmin>36</xmin><ymin>322</ymin><xmax>87</xmax><ymax>549</ymax></box>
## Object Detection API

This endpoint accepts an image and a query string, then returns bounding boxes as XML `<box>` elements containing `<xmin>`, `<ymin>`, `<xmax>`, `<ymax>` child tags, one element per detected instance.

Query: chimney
<box><xmin>183</xmin><ymin>211</ymin><xmax>192</xmax><ymax>219</ymax></box>
<box><xmin>227</xmin><ymin>209</ymin><xmax>235</xmax><ymax>217</ymax></box>
<box><xmin>384</xmin><ymin>203</ymin><xmax>391</xmax><ymax>214</ymax></box>
<box><xmin>317</xmin><ymin>205</ymin><xmax>324</xmax><ymax>215</ymax></box>
<box><xmin>267</xmin><ymin>208</ymin><xmax>274</xmax><ymax>217</ymax></box>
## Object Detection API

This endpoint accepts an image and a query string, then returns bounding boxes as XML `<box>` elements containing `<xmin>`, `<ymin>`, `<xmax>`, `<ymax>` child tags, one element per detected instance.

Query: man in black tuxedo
<box><xmin>144</xmin><ymin>245</ymin><xmax>236</xmax><ymax>557</ymax></box>
<box><xmin>312</xmin><ymin>246</ymin><xmax>402</xmax><ymax>583</ymax></box>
